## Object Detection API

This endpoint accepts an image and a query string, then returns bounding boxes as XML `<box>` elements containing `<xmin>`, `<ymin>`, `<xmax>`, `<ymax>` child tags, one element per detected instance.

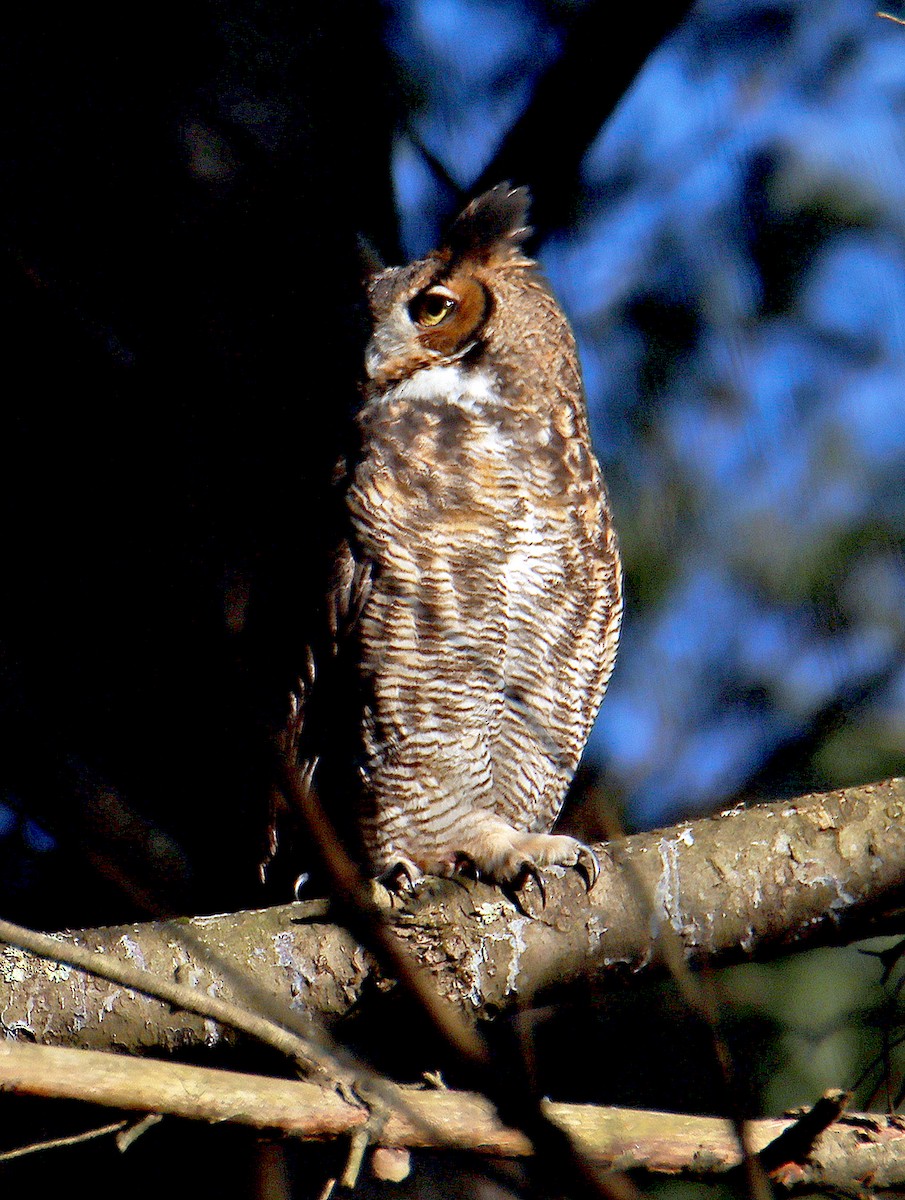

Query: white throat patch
<box><xmin>391</xmin><ymin>364</ymin><xmax>498</xmax><ymax>412</ymax></box>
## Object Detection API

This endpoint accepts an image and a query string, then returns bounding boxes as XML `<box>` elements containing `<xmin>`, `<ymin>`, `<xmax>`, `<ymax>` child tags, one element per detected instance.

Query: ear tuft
<box><xmin>443</xmin><ymin>183</ymin><xmax>532</xmax><ymax>264</ymax></box>
<box><xmin>357</xmin><ymin>234</ymin><xmax>385</xmax><ymax>281</ymax></box>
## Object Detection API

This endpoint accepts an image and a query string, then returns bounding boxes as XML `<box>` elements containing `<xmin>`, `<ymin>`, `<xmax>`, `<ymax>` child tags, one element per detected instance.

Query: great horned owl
<box><xmin>282</xmin><ymin>184</ymin><xmax>622</xmax><ymax>891</ymax></box>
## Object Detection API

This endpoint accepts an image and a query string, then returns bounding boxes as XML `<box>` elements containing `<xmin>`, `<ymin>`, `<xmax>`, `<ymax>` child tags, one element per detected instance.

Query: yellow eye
<box><xmin>410</xmin><ymin>288</ymin><xmax>457</xmax><ymax>328</ymax></box>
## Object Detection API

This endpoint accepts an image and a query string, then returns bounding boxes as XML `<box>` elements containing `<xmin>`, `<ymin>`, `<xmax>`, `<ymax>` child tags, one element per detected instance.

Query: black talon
<box><xmin>382</xmin><ymin>860</ymin><xmax>420</xmax><ymax>893</ymax></box>
<box><xmin>452</xmin><ymin>852</ymin><xmax>481</xmax><ymax>881</ymax></box>
<box><xmin>500</xmin><ymin>862</ymin><xmax>545</xmax><ymax>915</ymax></box>
<box><xmin>522</xmin><ymin>861</ymin><xmax>546</xmax><ymax>908</ymax></box>
<box><xmin>399</xmin><ymin>863</ymin><xmax>420</xmax><ymax>891</ymax></box>
<box><xmin>575</xmin><ymin>846</ymin><xmax>600</xmax><ymax>892</ymax></box>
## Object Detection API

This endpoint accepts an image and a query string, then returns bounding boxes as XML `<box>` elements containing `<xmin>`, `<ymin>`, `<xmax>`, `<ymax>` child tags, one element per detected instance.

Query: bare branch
<box><xmin>2</xmin><ymin>1043</ymin><xmax>904</xmax><ymax>1190</ymax></box>
<box><xmin>472</xmin><ymin>1</ymin><xmax>695</xmax><ymax>238</ymax></box>
<box><xmin>0</xmin><ymin>779</ymin><xmax>902</xmax><ymax>1053</ymax></box>
<box><xmin>757</xmin><ymin>1089</ymin><xmax>851</xmax><ymax>1175</ymax></box>
<box><xmin>0</xmin><ymin>900</ymin><xmax>365</xmax><ymax>1054</ymax></box>
<box><xmin>0</xmin><ymin>913</ymin><xmax>349</xmax><ymax>1083</ymax></box>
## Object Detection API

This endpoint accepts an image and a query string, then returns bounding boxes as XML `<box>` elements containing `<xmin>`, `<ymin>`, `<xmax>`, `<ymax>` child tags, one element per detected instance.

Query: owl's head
<box><xmin>364</xmin><ymin>184</ymin><xmax>535</xmax><ymax>389</ymax></box>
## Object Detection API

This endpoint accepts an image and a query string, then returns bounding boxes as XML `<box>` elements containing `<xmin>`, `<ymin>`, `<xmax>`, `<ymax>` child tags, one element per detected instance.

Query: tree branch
<box><xmin>0</xmin><ymin>914</ymin><xmax>352</xmax><ymax>1081</ymax></box>
<box><xmin>472</xmin><ymin>1</ymin><xmax>695</xmax><ymax>239</ymax></box>
<box><xmin>1</xmin><ymin>778</ymin><xmax>903</xmax><ymax>1052</ymax></box>
<box><xmin>1</xmin><ymin>1042</ymin><xmax>903</xmax><ymax>1190</ymax></box>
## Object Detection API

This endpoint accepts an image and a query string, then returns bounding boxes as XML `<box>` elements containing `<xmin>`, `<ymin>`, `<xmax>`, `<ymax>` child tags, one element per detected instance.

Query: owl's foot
<box><xmin>506</xmin><ymin>835</ymin><xmax>599</xmax><ymax>913</ymax></box>
<box><xmin>450</xmin><ymin>848</ymin><xmax>546</xmax><ymax>904</ymax></box>
<box><xmin>442</xmin><ymin>821</ymin><xmax>599</xmax><ymax>900</ymax></box>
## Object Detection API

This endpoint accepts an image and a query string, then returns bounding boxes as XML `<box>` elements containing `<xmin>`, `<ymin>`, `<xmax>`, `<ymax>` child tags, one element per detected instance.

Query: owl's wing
<box><xmin>324</xmin><ymin>537</ymin><xmax>374</xmax><ymax>653</ymax></box>
<box><xmin>263</xmin><ymin>535</ymin><xmax>372</xmax><ymax>882</ymax></box>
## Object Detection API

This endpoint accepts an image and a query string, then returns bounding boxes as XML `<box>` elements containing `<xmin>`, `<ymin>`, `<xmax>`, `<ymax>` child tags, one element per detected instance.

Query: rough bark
<box><xmin>0</xmin><ymin>903</ymin><xmax>368</xmax><ymax>1055</ymax></box>
<box><xmin>2</xmin><ymin>1042</ymin><xmax>905</xmax><ymax>1190</ymax></box>
<box><xmin>1</xmin><ymin>778</ymin><xmax>903</xmax><ymax>1051</ymax></box>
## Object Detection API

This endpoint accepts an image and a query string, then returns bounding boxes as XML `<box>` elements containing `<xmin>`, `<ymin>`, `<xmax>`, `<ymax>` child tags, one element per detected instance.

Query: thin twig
<box><xmin>115</xmin><ymin>1114</ymin><xmax>163</xmax><ymax>1152</ymax></box>
<box><xmin>0</xmin><ymin>1119</ymin><xmax>128</xmax><ymax>1162</ymax></box>
<box><xmin>339</xmin><ymin>1128</ymin><xmax>370</xmax><ymax>1190</ymax></box>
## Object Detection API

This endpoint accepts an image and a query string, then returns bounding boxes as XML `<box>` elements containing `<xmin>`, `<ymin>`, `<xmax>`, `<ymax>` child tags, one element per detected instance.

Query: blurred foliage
<box><xmin>724</xmin><ymin>940</ymin><xmax>905</xmax><ymax>1112</ymax></box>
